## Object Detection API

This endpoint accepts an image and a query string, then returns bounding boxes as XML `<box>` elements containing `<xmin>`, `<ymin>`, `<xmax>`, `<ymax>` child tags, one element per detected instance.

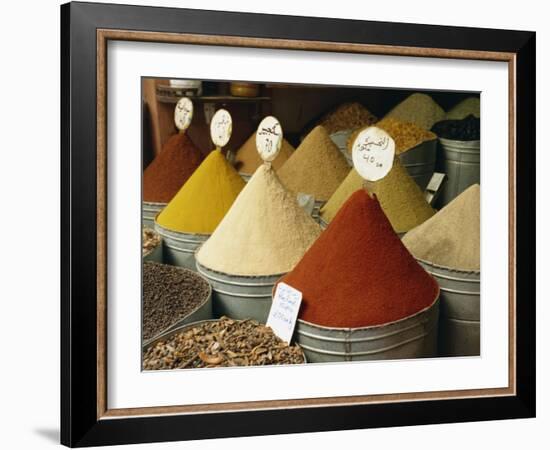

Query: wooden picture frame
<box><xmin>61</xmin><ymin>2</ymin><xmax>535</xmax><ymax>447</ymax></box>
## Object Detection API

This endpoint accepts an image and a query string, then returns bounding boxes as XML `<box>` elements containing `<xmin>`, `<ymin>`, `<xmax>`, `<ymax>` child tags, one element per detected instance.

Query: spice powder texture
<box><xmin>196</xmin><ymin>164</ymin><xmax>321</xmax><ymax>276</ymax></box>
<box><xmin>155</xmin><ymin>149</ymin><xmax>245</xmax><ymax>234</ymax></box>
<box><xmin>282</xmin><ymin>190</ymin><xmax>439</xmax><ymax>328</ymax></box>
<box><xmin>277</xmin><ymin>125</ymin><xmax>350</xmax><ymax>201</ymax></box>
<box><xmin>403</xmin><ymin>184</ymin><xmax>480</xmax><ymax>271</ymax></box>
<box><xmin>143</xmin><ymin>132</ymin><xmax>204</xmax><ymax>203</ymax></box>
<box><xmin>234</xmin><ymin>132</ymin><xmax>295</xmax><ymax>175</ymax></box>
<box><xmin>384</xmin><ymin>93</ymin><xmax>445</xmax><ymax>130</ymax></box>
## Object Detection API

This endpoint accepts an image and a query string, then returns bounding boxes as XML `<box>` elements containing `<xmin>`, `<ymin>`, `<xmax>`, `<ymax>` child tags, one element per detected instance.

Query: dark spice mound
<box><xmin>142</xmin><ymin>262</ymin><xmax>210</xmax><ymax>341</ymax></box>
<box><xmin>143</xmin><ymin>317</ymin><xmax>305</xmax><ymax>370</ymax></box>
<box><xmin>431</xmin><ymin>114</ymin><xmax>480</xmax><ymax>141</ymax></box>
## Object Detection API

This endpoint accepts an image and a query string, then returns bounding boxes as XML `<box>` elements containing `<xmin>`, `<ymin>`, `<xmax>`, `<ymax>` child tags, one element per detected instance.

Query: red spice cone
<box><xmin>143</xmin><ymin>133</ymin><xmax>204</xmax><ymax>203</ymax></box>
<box><xmin>281</xmin><ymin>189</ymin><xmax>438</xmax><ymax>328</ymax></box>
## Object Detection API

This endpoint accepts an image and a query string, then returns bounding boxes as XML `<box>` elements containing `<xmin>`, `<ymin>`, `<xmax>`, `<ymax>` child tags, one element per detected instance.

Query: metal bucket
<box><xmin>154</xmin><ymin>222</ymin><xmax>209</xmax><ymax>271</ymax></box>
<box><xmin>143</xmin><ymin>237</ymin><xmax>163</xmax><ymax>263</ymax></box>
<box><xmin>417</xmin><ymin>259</ymin><xmax>480</xmax><ymax>356</ymax></box>
<box><xmin>319</xmin><ymin>217</ymin><xmax>328</xmax><ymax>230</ymax></box>
<box><xmin>311</xmin><ymin>200</ymin><xmax>326</xmax><ymax>223</ymax></box>
<box><xmin>398</xmin><ymin>139</ymin><xmax>437</xmax><ymax>191</ymax></box>
<box><xmin>143</xmin><ymin>319</ymin><xmax>307</xmax><ymax>364</ymax></box>
<box><xmin>239</xmin><ymin>172</ymin><xmax>252</xmax><ymax>182</ymax></box>
<box><xmin>142</xmin><ymin>270</ymin><xmax>213</xmax><ymax>347</ymax></box>
<box><xmin>142</xmin><ymin>201</ymin><xmax>166</xmax><ymax>229</ymax></box>
<box><xmin>196</xmin><ymin>262</ymin><xmax>282</xmax><ymax>323</ymax></box>
<box><xmin>294</xmin><ymin>296</ymin><xmax>439</xmax><ymax>363</ymax></box>
<box><xmin>330</xmin><ymin>130</ymin><xmax>354</xmax><ymax>166</ymax></box>
<box><xmin>436</xmin><ymin>138</ymin><xmax>480</xmax><ymax>207</ymax></box>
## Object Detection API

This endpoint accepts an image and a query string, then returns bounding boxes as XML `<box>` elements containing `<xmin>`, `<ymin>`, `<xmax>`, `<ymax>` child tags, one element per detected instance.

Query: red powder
<box><xmin>143</xmin><ymin>133</ymin><xmax>204</xmax><ymax>203</ymax></box>
<box><xmin>281</xmin><ymin>190</ymin><xmax>438</xmax><ymax>328</ymax></box>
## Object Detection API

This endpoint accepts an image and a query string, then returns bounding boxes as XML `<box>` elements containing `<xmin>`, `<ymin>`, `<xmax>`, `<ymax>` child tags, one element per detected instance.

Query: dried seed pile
<box><xmin>318</xmin><ymin>102</ymin><xmax>378</xmax><ymax>134</ymax></box>
<box><xmin>384</xmin><ymin>93</ymin><xmax>445</xmax><ymax>130</ymax></box>
<box><xmin>142</xmin><ymin>262</ymin><xmax>210</xmax><ymax>341</ymax></box>
<box><xmin>431</xmin><ymin>115</ymin><xmax>480</xmax><ymax>141</ymax></box>
<box><xmin>347</xmin><ymin>118</ymin><xmax>436</xmax><ymax>155</ymax></box>
<box><xmin>142</xmin><ymin>228</ymin><xmax>161</xmax><ymax>256</ymax></box>
<box><xmin>142</xmin><ymin>317</ymin><xmax>305</xmax><ymax>370</ymax></box>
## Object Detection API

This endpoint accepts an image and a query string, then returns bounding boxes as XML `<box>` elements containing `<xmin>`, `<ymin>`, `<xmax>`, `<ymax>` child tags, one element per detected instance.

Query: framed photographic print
<box><xmin>61</xmin><ymin>1</ymin><xmax>536</xmax><ymax>447</ymax></box>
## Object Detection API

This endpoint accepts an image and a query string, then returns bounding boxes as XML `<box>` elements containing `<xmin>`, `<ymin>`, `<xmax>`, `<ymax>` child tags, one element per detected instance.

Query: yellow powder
<box><xmin>278</xmin><ymin>125</ymin><xmax>350</xmax><ymax>201</ymax></box>
<box><xmin>196</xmin><ymin>164</ymin><xmax>321</xmax><ymax>276</ymax></box>
<box><xmin>156</xmin><ymin>150</ymin><xmax>245</xmax><ymax>234</ymax></box>
<box><xmin>347</xmin><ymin>117</ymin><xmax>436</xmax><ymax>155</ymax></box>
<box><xmin>320</xmin><ymin>160</ymin><xmax>435</xmax><ymax>233</ymax></box>
<box><xmin>234</xmin><ymin>133</ymin><xmax>295</xmax><ymax>175</ymax></box>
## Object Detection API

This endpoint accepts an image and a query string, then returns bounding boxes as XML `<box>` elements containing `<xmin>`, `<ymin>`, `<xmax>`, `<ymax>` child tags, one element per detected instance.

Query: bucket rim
<box><xmin>415</xmin><ymin>257</ymin><xmax>481</xmax><ymax>275</ymax></box>
<box><xmin>154</xmin><ymin>220</ymin><xmax>212</xmax><ymax>239</ymax></box>
<box><xmin>142</xmin><ymin>200</ymin><xmax>168</xmax><ymax>207</ymax></box>
<box><xmin>196</xmin><ymin>260</ymin><xmax>288</xmax><ymax>281</ymax></box>
<box><xmin>143</xmin><ymin>318</ymin><xmax>308</xmax><ymax>364</ymax></box>
<box><xmin>142</xmin><ymin>264</ymin><xmax>213</xmax><ymax>346</ymax></box>
<box><xmin>296</xmin><ymin>294</ymin><xmax>440</xmax><ymax>333</ymax></box>
<box><xmin>438</xmin><ymin>137</ymin><xmax>481</xmax><ymax>145</ymax></box>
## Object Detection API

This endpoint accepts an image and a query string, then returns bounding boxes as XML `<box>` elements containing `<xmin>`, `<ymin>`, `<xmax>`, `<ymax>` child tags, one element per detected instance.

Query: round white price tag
<box><xmin>351</xmin><ymin>126</ymin><xmax>395</xmax><ymax>182</ymax></box>
<box><xmin>174</xmin><ymin>97</ymin><xmax>193</xmax><ymax>132</ymax></box>
<box><xmin>256</xmin><ymin>116</ymin><xmax>283</xmax><ymax>162</ymax></box>
<box><xmin>210</xmin><ymin>109</ymin><xmax>232</xmax><ymax>147</ymax></box>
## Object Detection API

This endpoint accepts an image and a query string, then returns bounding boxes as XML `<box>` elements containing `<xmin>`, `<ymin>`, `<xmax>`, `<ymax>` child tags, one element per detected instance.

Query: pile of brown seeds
<box><xmin>143</xmin><ymin>317</ymin><xmax>305</xmax><ymax>370</ymax></box>
<box><xmin>142</xmin><ymin>228</ymin><xmax>161</xmax><ymax>256</ymax></box>
<box><xmin>142</xmin><ymin>262</ymin><xmax>210</xmax><ymax>341</ymax></box>
<box><xmin>319</xmin><ymin>102</ymin><xmax>378</xmax><ymax>134</ymax></box>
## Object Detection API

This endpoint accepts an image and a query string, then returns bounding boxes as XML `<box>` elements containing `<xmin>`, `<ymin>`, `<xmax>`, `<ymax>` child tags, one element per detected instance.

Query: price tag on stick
<box><xmin>351</xmin><ymin>126</ymin><xmax>395</xmax><ymax>182</ymax></box>
<box><xmin>267</xmin><ymin>282</ymin><xmax>302</xmax><ymax>344</ymax></box>
<box><xmin>210</xmin><ymin>109</ymin><xmax>232</xmax><ymax>148</ymax></box>
<box><xmin>256</xmin><ymin>116</ymin><xmax>283</xmax><ymax>162</ymax></box>
<box><xmin>174</xmin><ymin>97</ymin><xmax>193</xmax><ymax>132</ymax></box>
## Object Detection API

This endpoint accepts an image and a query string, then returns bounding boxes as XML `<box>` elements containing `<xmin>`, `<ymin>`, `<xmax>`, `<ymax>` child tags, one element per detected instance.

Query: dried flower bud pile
<box><xmin>143</xmin><ymin>317</ymin><xmax>305</xmax><ymax>370</ymax></box>
<box><xmin>142</xmin><ymin>228</ymin><xmax>161</xmax><ymax>256</ymax></box>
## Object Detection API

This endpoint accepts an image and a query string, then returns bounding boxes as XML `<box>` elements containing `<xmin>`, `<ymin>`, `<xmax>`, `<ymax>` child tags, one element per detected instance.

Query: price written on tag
<box><xmin>256</xmin><ymin>116</ymin><xmax>283</xmax><ymax>162</ymax></box>
<box><xmin>352</xmin><ymin>126</ymin><xmax>395</xmax><ymax>182</ymax></box>
<box><xmin>267</xmin><ymin>282</ymin><xmax>303</xmax><ymax>344</ymax></box>
<box><xmin>174</xmin><ymin>97</ymin><xmax>193</xmax><ymax>132</ymax></box>
<box><xmin>210</xmin><ymin>109</ymin><xmax>232</xmax><ymax>147</ymax></box>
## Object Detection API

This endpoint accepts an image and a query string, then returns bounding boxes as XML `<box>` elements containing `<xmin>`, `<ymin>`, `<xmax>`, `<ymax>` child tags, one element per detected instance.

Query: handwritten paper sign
<box><xmin>174</xmin><ymin>97</ymin><xmax>193</xmax><ymax>132</ymax></box>
<box><xmin>256</xmin><ymin>116</ymin><xmax>283</xmax><ymax>162</ymax></box>
<box><xmin>351</xmin><ymin>126</ymin><xmax>395</xmax><ymax>181</ymax></box>
<box><xmin>267</xmin><ymin>282</ymin><xmax>302</xmax><ymax>344</ymax></box>
<box><xmin>210</xmin><ymin>109</ymin><xmax>232</xmax><ymax>147</ymax></box>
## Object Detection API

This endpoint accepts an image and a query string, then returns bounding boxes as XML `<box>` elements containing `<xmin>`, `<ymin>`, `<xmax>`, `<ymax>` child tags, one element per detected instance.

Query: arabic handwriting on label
<box><xmin>256</xmin><ymin>116</ymin><xmax>283</xmax><ymax>162</ymax></box>
<box><xmin>266</xmin><ymin>282</ymin><xmax>302</xmax><ymax>344</ymax></box>
<box><xmin>174</xmin><ymin>97</ymin><xmax>193</xmax><ymax>131</ymax></box>
<box><xmin>351</xmin><ymin>126</ymin><xmax>395</xmax><ymax>182</ymax></box>
<box><xmin>210</xmin><ymin>109</ymin><xmax>232</xmax><ymax>147</ymax></box>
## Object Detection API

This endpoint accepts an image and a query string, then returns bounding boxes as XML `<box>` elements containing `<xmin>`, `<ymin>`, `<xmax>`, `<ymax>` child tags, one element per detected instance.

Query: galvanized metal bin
<box><xmin>142</xmin><ymin>201</ymin><xmax>166</xmax><ymax>229</ymax></box>
<box><xmin>319</xmin><ymin>217</ymin><xmax>329</xmax><ymax>230</ymax></box>
<box><xmin>142</xmin><ymin>272</ymin><xmax>213</xmax><ymax>347</ymax></box>
<box><xmin>143</xmin><ymin>319</ymin><xmax>307</xmax><ymax>364</ymax></box>
<box><xmin>330</xmin><ymin>130</ymin><xmax>354</xmax><ymax>166</ymax></box>
<box><xmin>436</xmin><ymin>138</ymin><xmax>480</xmax><ymax>207</ymax></box>
<box><xmin>196</xmin><ymin>261</ymin><xmax>282</xmax><ymax>323</ymax></box>
<box><xmin>294</xmin><ymin>296</ymin><xmax>439</xmax><ymax>363</ymax></box>
<box><xmin>399</xmin><ymin>139</ymin><xmax>437</xmax><ymax>191</ymax></box>
<box><xmin>154</xmin><ymin>222</ymin><xmax>209</xmax><ymax>271</ymax></box>
<box><xmin>311</xmin><ymin>200</ymin><xmax>326</xmax><ymax>223</ymax></box>
<box><xmin>417</xmin><ymin>259</ymin><xmax>480</xmax><ymax>356</ymax></box>
<box><xmin>239</xmin><ymin>172</ymin><xmax>252</xmax><ymax>182</ymax></box>
<box><xmin>142</xmin><ymin>235</ymin><xmax>163</xmax><ymax>263</ymax></box>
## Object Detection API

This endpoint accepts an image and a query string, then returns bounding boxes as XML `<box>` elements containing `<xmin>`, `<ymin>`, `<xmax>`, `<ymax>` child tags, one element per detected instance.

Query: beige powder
<box><xmin>234</xmin><ymin>133</ymin><xmax>295</xmax><ymax>175</ymax></box>
<box><xmin>402</xmin><ymin>184</ymin><xmax>480</xmax><ymax>271</ymax></box>
<box><xmin>384</xmin><ymin>93</ymin><xmax>445</xmax><ymax>130</ymax></box>
<box><xmin>445</xmin><ymin>97</ymin><xmax>480</xmax><ymax>120</ymax></box>
<box><xmin>277</xmin><ymin>125</ymin><xmax>350</xmax><ymax>201</ymax></box>
<box><xmin>196</xmin><ymin>164</ymin><xmax>322</xmax><ymax>276</ymax></box>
